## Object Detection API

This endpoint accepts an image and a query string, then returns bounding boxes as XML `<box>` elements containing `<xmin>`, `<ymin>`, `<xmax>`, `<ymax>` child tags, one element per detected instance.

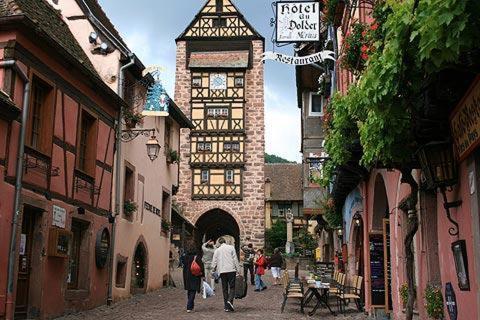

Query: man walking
<box><xmin>211</xmin><ymin>237</ymin><xmax>240</xmax><ymax>312</ymax></box>
<box><xmin>241</xmin><ymin>243</ymin><xmax>256</xmax><ymax>285</ymax></box>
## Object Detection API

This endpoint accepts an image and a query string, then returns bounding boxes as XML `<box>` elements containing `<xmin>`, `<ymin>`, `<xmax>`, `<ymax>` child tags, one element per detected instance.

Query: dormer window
<box><xmin>213</xmin><ymin>18</ymin><xmax>227</xmax><ymax>28</ymax></box>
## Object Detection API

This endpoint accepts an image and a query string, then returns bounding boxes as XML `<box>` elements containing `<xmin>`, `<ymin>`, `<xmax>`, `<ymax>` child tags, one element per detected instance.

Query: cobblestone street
<box><xmin>57</xmin><ymin>272</ymin><xmax>368</xmax><ymax>320</ymax></box>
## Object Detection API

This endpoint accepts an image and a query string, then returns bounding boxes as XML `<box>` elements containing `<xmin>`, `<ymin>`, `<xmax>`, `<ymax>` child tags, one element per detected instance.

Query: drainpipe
<box><xmin>1</xmin><ymin>60</ymin><xmax>30</xmax><ymax>320</ymax></box>
<box><xmin>107</xmin><ymin>56</ymin><xmax>135</xmax><ymax>306</ymax></box>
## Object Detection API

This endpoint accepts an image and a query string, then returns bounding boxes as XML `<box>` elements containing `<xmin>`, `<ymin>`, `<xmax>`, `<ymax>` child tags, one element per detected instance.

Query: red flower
<box><xmin>361</xmin><ymin>53</ymin><xmax>369</xmax><ymax>60</ymax></box>
<box><xmin>362</xmin><ymin>30</ymin><xmax>368</xmax><ymax>37</ymax></box>
<box><xmin>370</xmin><ymin>23</ymin><xmax>379</xmax><ymax>31</ymax></box>
<box><xmin>361</xmin><ymin>45</ymin><xmax>369</xmax><ymax>53</ymax></box>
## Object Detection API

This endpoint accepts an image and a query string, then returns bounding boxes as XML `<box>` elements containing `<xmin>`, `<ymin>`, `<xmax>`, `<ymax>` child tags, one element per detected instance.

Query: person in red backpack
<box><xmin>254</xmin><ymin>249</ymin><xmax>267</xmax><ymax>292</ymax></box>
<box><xmin>181</xmin><ymin>240</ymin><xmax>205</xmax><ymax>313</ymax></box>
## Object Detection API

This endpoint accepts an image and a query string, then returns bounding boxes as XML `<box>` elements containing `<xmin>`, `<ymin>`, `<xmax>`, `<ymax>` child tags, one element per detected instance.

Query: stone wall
<box><xmin>173</xmin><ymin>40</ymin><xmax>265</xmax><ymax>248</ymax></box>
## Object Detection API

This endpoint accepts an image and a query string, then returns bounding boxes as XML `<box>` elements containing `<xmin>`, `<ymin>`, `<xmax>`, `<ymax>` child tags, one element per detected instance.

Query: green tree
<box><xmin>265</xmin><ymin>153</ymin><xmax>295</xmax><ymax>164</ymax></box>
<box><xmin>265</xmin><ymin>219</ymin><xmax>287</xmax><ymax>254</ymax></box>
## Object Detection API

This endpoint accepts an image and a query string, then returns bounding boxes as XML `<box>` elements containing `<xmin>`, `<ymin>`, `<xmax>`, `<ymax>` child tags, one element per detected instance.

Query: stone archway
<box><xmin>195</xmin><ymin>209</ymin><xmax>241</xmax><ymax>253</ymax></box>
<box><xmin>131</xmin><ymin>238</ymin><xmax>148</xmax><ymax>294</ymax></box>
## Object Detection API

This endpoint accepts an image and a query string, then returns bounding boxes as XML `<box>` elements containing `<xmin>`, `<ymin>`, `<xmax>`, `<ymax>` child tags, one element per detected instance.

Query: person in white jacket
<box><xmin>211</xmin><ymin>237</ymin><xmax>240</xmax><ymax>312</ymax></box>
<box><xmin>202</xmin><ymin>240</ymin><xmax>216</xmax><ymax>290</ymax></box>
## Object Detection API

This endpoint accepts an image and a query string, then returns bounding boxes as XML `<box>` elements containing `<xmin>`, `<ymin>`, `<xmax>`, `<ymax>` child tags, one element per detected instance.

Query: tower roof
<box><xmin>176</xmin><ymin>0</ymin><xmax>263</xmax><ymax>41</ymax></box>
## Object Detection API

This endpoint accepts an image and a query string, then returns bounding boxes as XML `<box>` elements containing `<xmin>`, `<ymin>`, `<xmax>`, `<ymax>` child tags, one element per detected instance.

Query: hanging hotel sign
<box><xmin>261</xmin><ymin>50</ymin><xmax>335</xmax><ymax>65</ymax></box>
<box><xmin>276</xmin><ymin>1</ymin><xmax>320</xmax><ymax>42</ymax></box>
<box><xmin>450</xmin><ymin>76</ymin><xmax>480</xmax><ymax>161</ymax></box>
<box><xmin>445</xmin><ymin>282</ymin><xmax>458</xmax><ymax>320</ymax></box>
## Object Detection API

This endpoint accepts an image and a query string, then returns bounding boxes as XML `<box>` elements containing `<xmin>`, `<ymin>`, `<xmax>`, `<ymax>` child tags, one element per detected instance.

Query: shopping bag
<box><xmin>234</xmin><ymin>274</ymin><xmax>248</xmax><ymax>299</ymax></box>
<box><xmin>202</xmin><ymin>281</ymin><xmax>214</xmax><ymax>299</ymax></box>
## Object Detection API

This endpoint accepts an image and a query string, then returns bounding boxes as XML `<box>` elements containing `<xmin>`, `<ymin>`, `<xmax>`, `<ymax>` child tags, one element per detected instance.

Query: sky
<box><xmin>98</xmin><ymin>0</ymin><xmax>301</xmax><ymax>162</ymax></box>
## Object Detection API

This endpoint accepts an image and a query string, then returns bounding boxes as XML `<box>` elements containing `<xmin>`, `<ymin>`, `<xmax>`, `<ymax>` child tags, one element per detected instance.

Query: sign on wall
<box><xmin>52</xmin><ymin>205</ymin><xmax>66</xmax><ymax>228</ymax></box>
<box><xmin>261</xmin><ymin>50</ymin><xmax>335</xmax><ymax>65</ymax></box>
<box><xmin>276</xmin><ymin>1</ymin><xmax>320</xmax><ymax>42</ymax></box>
<box><xmin>445</xmin><ymin>282</ymin><xmax>458</xmax><ymax>320</ymax></box>
<box><xmin>450</xmin><ymin>76</ymin><xmax>480</xmax><ymax>161</ymax></box>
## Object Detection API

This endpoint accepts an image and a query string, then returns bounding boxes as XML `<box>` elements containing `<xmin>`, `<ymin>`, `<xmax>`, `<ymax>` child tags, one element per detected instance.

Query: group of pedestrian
<box><xmin>181</xmin><ymin>238</ymin><xmax>284</xmax><ymax>313</ymax></box>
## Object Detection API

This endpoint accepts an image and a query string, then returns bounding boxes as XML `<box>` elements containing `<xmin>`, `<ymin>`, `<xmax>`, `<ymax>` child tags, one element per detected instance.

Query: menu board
<box><xmin>369</xmin><ymin>234</ymin><xmax>385</xmax><ymax>306</ymax></box>
<box><xmin>384</xmin><ymin>220</ymin><xmax>392</xmax><ymax>310</ymax></box>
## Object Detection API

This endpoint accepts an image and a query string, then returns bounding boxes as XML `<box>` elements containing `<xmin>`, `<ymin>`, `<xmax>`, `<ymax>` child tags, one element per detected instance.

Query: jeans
<box><xmin>255</xmin><ymin>274</ymin><xmax>266</xmax><ymax>290</ymax></box>
<box><xmin>204</xmin><ymin>265</ymin><xmax>215</xmax><ymax>291</ymax></box>
<box><xmin>220</xmin><ymin>272</ymin><xmax>236</xmax><ymax>309</ymax></box>
<box><xmin>187</xmin><ymin>290</ymin><xmax>196</xmax><ymax>310</ymax></box>
<box><xmin>243</xmin><ymin>263</ymin><xmax>255</xmax><ymax>285</ymax></box>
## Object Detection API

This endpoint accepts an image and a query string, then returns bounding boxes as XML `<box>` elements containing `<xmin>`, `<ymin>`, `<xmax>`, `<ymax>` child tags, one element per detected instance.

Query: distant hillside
<box><xmin>265</xmin><ymin>153</ymin><xmax>295</xmax><ymax>164</ymax></box>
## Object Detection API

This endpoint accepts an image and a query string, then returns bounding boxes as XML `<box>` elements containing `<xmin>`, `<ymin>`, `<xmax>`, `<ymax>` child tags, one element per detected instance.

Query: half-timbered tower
<box><xmin>174</xmin><ymin>0</ymin><xmax>265</xmax><ymax>248</ymax></box>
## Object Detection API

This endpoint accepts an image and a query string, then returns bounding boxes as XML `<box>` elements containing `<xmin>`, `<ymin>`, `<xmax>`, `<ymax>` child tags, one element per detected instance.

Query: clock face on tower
<box><xmin>210</xmin><ymin>73</ymin><xmax>227</xmax><ymax>90</ymax></box>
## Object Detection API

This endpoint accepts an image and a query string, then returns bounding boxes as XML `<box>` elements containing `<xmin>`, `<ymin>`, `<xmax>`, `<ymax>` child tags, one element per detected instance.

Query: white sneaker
<box><xmin>227</xmin><ymin>301</ymin><xmax>235</xmax><ymax>311</ymax></box>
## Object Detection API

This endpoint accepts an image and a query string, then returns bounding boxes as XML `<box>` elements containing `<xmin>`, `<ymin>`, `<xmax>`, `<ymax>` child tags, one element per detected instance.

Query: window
<box><xmin>27</xmin><ymin>76</ymin><xmax>53</xmax><ymax>153</ymax></box>
<box><xmin>124</xmin><ymin>166</ymin><xmax>135</xmax><ymax>202</ymax></box>
<box><xmin>224</xmin><ymin>142</ymin><xmax>240</xmax><ymax>152</ymax></box>
<box><xmin>201</xmin><ymin>170</ymin><xmax>209</xmax><ymax>184</ymax></box>
<box><xmin>278</xmin><ymin>203</ymin><xmax>292</xmax><ymax>217</ymax></box>
<box><xmin>198</xmin><ymin>142</ymin><xmax>212</xmax><ymax>152</ymax></box>
<box><xmin>213</xmin><ymin>18</ymin><xmax>227</xmax><ymax>28</ymax></box>
<box><xmin>192</xmin><ymin>77</ymin><xmax>202</xmax><ymax>88</ymax></box>
<box><xmin>309</xmin><ymin>93</ymin><xmax>324</xmax><ymax>116</ymax></box>
<box><xmin>207</xmin><ymin>108</ymin><xmax>229</xmax><ymax>118</ymax></box>
<box><xmin>234</xmin><ymin>77</ymin><xmax>244</xmax><ymax>87</ymax></box>
<box><xmin>165</xmin><ymin>119</ymin><xmax>171</xmax><ymax>152</ymax></box>
<box><xmin>68</xmin><ymin>220</ymin><xmax>88</xmax><ymax>289</ymax></box>
<box><xmin>77</xmin><ymin>110</ymin><xmax>97</xmax><ymax>175</ymax></box>
<box><xmin>162</xmin><ymin>191</ymin><xmax>170</xmax><ymax>222</ymax></box>
<box><xmin>225</xmin><ymin>170</ymin><xmax>234</xmax><ymax>183</ymax></box>
<box><xmin>115</xmin><ymin>258</ymin><xmax>127</xmax><ymax>288</ymax></box>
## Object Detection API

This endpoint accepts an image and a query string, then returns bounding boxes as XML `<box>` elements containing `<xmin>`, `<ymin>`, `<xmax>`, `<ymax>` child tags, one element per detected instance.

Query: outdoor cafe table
<box><xmin>303</xmin><ymin>282</ymin><xmax>336</xmax><ymax>316</ymax></box>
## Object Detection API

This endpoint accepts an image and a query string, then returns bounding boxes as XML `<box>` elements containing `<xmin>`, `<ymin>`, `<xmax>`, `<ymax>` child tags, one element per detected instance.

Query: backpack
<box><xmin>190</xmin><ymin>256</ymin><xmax>202</xmax><ymax>276</ymax></box>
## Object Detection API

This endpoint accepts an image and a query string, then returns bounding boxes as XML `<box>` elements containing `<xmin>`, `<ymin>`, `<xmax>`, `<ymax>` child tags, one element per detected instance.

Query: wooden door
<box><xmin>15</xmin><ymin>208</ymin><xmax>35</xmax><ymax>319</ymax></box>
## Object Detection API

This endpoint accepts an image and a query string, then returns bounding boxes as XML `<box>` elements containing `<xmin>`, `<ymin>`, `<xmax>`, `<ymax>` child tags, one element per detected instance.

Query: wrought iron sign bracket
<box><xmin>440</xmin><ymin>187</ymin><xmax>462</xmax><ymax>237</ymax></box>
<box><xmin>121</xmin><ymin>129</ymin><xmax>156</xmax><ymax>142</ymax></box>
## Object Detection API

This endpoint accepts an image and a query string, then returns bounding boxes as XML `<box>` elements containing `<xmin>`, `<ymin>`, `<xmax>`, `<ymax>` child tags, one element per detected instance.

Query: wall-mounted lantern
<box><xmin>353</xmin><ymin>211</ymin><xmax>363</xmax><ymax>227</ymax></box>
<box><xmin>336</xmin><ymin>227</ymin><xmax>343</xmax><ymax>241</ymax></box>
<box><xmin>121</xmin><ymin>129</ymin><xmax>161</xmax><ymax>162</ymax></box>
<box><xmin>417</xmin><ymin>141</ymin><xmax>462</xmax><ymax>236</ymax></box>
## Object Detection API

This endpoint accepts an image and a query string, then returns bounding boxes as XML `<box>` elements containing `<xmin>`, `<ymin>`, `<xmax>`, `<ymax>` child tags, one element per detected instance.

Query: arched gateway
<box><xmin>173</xmin><ymin>0</ymin><xmax>265</xmax><ymax>247</ymax></box>
<box><xmin>196</xmin><ymin>209</ymin><xmax>241</xmax><ymax>251</ymax></box>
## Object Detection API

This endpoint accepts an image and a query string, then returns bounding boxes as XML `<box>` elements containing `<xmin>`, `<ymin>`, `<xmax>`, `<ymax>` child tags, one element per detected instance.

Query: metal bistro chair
<box><xmin>280</xmin><ymin>271</ymin><xmax>305</xmax><ymax>314</ymax></box>
<box><xmin>329</xmin><ymin>273</ymin><xmax>347</xmax><ymax>313</ymax></box>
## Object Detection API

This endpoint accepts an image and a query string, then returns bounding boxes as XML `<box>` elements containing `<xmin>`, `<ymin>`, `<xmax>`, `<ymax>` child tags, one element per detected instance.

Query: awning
<box><xmin>189</xmin><ymin>51</ymin><xmax>250</xmax><ymax>69</ymax></box>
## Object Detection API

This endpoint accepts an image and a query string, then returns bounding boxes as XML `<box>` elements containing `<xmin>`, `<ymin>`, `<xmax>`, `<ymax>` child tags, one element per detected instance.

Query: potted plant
<box><xmin>400</xmin><ymin>283</ymin><xmax>409</xmax><ymax>309</ymax></box>
<box><xmin>424</xmin><ymin>284</ymin><xmax>444</xmax><ymax>319</ymax></box>
<box><xmin>161</xmin><ymin>219</ymin><xmax>171</xmax><ymax>232</ymax></box>
<box><xmin>167</xmin><ymin>149</ymin><xmax>180</xmax><ymax>164</ymax></box>
<box><xmin>123</xmin><ymin>108</ymin><xmax>144</xmax><ymax>128</ymax></box>
<box><xmin>123</xmin><ymin>200</ymin><xmax>137</xmax><ymax>216</ymax></box>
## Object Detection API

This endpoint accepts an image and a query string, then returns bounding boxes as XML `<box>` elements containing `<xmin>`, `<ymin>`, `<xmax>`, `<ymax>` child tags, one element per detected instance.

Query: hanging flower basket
<box><xmin>342</xmin><ymin>23</ymin><xmax>370</xmax><ymax>74</ymax></box>
<box><xmin>123</xmin><ymin>108</ymin><xmax>144</xmax><ymax>129</ymax></box>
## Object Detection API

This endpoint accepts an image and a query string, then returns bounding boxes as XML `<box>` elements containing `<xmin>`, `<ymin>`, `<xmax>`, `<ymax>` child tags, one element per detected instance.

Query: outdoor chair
<box><xmin>280</xmin><ymin>271</ymin><xmax>305</xmax><ymax>314</ymax></box>
<box><xmin>331</xmin><ymin>274</ymin><xmax>363</xmax><ymax>313</ymax></box>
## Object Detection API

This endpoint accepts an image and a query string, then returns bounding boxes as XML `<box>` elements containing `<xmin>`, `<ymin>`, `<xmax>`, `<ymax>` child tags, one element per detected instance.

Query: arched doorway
<box><xmin>131</xmin><ymin>241</ymin><xmax>148</xmax><ymax>294</ymax></box>
<box><xmin>370</xmin><ymin>175</ymin><xmax>392</xmax><ymax>313</ymax></box>
<box><xmin>195</xmin><ymin>209</ymin><xmax>240</xmax><ymax>252</ymax></box>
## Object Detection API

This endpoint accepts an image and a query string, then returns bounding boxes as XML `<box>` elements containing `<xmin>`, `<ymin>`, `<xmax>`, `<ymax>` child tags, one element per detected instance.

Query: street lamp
<box><xmin>417</xmin><ymin>141</ymin><xmax>462</xmax><ymax>236</ymax></box>
<box><xmin>121</xmin><ymin>129</ymin><xmax>161</xmax><ymax>161</ymax></box>
<box><xmin>146</xmin><ymin>135</ymin><xmax>161</xmax><ymax>161</ymax></box>
<box><xmin>336</xmin><ymin>227</ymin><xmax>343</xmax><ymax>240</ymax></box>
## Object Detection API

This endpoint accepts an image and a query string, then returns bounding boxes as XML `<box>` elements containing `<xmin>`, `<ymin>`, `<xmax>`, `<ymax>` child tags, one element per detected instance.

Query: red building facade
<box><xmin>0</xmin><ymin>1</ymin><xmax>122</xmax><ymax>319</ymax></box>
<box><xmin>334</xmin><ymin>2</ymin><xmax>480</xmax><ymax>320</ymax></box>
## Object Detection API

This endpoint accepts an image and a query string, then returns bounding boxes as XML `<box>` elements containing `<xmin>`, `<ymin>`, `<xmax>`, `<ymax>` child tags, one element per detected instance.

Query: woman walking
<box><xmin>181</xmin><ymin>241</ymin><xmax>205</xmax><ymax>313</ymax></box>
<box><xmin>254</xmin><ymin>249</ymin><xmax>267</xmax><ymax>292</ymax></box>
<box><xmin>202</xmin><ymin>239</ymin><xmax>216</xmax><ymax>290</ymax></box>
<box><xmin>268</xmin><ymin>248</ymin><xmax>284</xmax><ymax>286</ymax></box>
